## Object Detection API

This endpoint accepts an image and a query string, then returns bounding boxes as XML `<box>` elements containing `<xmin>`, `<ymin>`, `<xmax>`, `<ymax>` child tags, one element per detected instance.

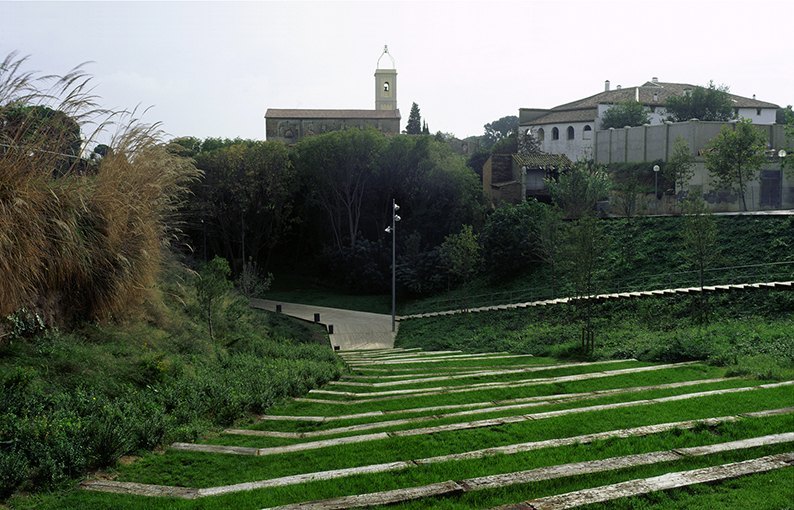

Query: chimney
<box><xmin>635</xmin><ymin>87</ymin><xmax>639</xmax><ymax>102</ymax></box>
<box><xmin>652</xmin><ymin>77</ymin><xmax>659</xmax><ymax>83</ymax></box>
<box><xmin>753</xmin><ymin>94</ymin><xmax>756</xmax><ymax>100</ymax></box>
<box><xmin>617</xmin><ymin>85</ymin><xmax>622</xmax><ymax>90</ymax></box>
<box><xmin>605</xmin><ymin>80</ymin><xmax>610</xmax><ymax>91</ymax></box>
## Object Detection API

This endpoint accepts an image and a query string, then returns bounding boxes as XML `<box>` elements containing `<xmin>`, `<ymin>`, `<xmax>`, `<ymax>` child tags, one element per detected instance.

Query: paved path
<box><xmin>250</xmin><ymin>299</ymin><xmax>395</xmax><ymax>351</ymax></box>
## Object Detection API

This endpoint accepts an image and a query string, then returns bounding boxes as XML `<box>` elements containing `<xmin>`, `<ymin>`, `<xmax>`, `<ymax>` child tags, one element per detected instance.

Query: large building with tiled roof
<box><xmin>265</xmin><ymin>47</ymin><xmax>401</xmax><ymax>143</ymax></box>
<box><xmin>520</xmin><ymin>78</ymin><xmax>780</xmax><ymax>161</ymax></box>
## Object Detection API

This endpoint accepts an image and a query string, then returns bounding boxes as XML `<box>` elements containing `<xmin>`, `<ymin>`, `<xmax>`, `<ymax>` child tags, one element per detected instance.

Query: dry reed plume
<box><xmin>0</xmin><ymin>52</ymin><xmax>200</xmax><ymax>323</ymax></box>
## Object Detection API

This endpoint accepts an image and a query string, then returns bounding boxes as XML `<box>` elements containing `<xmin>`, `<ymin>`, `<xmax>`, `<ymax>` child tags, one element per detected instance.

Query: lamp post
<box><xmin>384</xmin><ymin>199</ymin><xmax>400</xmax><ymax>332</ymax></box>
<box><xmin>653</xmin><ymin>164</ymin><xmax>661</xmax><ymax>213</ymax></box>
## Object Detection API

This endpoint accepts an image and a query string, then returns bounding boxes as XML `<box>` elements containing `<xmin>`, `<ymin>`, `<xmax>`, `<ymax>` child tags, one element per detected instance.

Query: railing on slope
<box><xmin>400</xmin><ymin>260</ymin><xmax>794</xmax><ymax>316</ymax></box>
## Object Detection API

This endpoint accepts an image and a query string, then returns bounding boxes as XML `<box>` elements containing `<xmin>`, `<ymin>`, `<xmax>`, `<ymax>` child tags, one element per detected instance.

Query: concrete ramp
<box><xmin>250</xmin><ymin>299</ymin><xmax>395</xmax><ymax>351</ymax></box>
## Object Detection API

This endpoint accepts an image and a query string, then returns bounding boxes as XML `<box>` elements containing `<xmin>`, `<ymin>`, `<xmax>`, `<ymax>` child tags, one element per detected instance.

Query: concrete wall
<box><xmin>595</xmin><ymin>121</ymin><xmax>793</xmax><ymax>212</ymax></box>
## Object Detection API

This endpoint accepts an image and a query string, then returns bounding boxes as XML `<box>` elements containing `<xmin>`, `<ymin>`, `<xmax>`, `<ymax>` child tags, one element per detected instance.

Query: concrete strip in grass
<box><xmin>217</xmin><ymin>382</ymin><xmax>793</xmax><ymax>453</ymax></box>
<box><xmin>258</xmin><ymin>377</ymin><xmax>731</xmax><ymax>423</ymax></box>
<box><xmin>308</xmin><ymin>362</ymin><xmax>698</xmax><ymax>399</ymax></box>
<box><xmin>332</xmin><ymin>360</ymin><xmax>636</xmax><ymax>388</ymax></box>
<box><xmin>81</xmin><ymin>408</ymin><xmax>794</xmax><ymax>499</ymax></box>
<box><xmin>246</xmin><ymin>378</ymin><xmax>735</xmax><ymax>437</ymax></box>
<box><xmin>259</xmin><ymin>435</ymin><xmax>794</xmax><ymax>510</ymax></box>
<box><xmin>346</xmin><ymin>353</ymin><xmax>535</xmax><ymax>366</ymax></box>
<box><xmin>494</xmin><ymin>452</ymin><xmax>794</xmax><ymax>510</ymax></box>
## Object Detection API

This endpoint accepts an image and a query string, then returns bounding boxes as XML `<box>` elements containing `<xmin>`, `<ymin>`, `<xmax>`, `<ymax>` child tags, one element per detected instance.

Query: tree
<box><xmin>666</xmin><ymin>82</ymin><xmax>734</xmax><ymax>122</ymax></box>
<box><xmin>665</xmin><ymin>137</ymin><xmax>696</xmax><ymax>197</ymax></box>
<box><xmin>546</xmin><ymin>161</ymin><xmax>611</xmax><ymax>219</ymax></box>
<box><xmin>295</xmin><ymin>128</ymin><xmax>386</xmax><ymax>250</ymax></box>
<box><xmin>440</xmin><ymin>225</ymin><xmax>482</xmax><ymax>306</ymax></box>
<box><xmin>190</xmin><ymin>140</ymin><xmax>296</xmax><ymax>271</ymax></box>
<box><xmin>680</xmin><ymin>196</ymin><xmax>718</xmax><ymax>323</ymax></box>
<box><xmin>600</xmin><ymin>101</ymin><xmax>649</xmax><ymax>129</ymax></box>
<box><xmin>482</xmin><ymin>115</ymin><xmax>518</xmax><ymax>150</ymax></box>
<box><xmin>405</xmin><ymin>102</ymin><xmax>422</xmax><ymax>134</ymax></box>
<box><xmin>480</xmin><ymin>200</ymin><xmax>544</xmax><ymax>281</ymax></box>
<box><xmin>563</xmin><ymin>214</ymin><xmax>608</xmax><ymax>353</ymax></box>
<box><xmin>422</xmin><ymin>120</ymin><xmax>429</xmax><ymax>135</ymax></box>
<box><xmin>704</xmin><ymin>118</ymin><xmax>767</xmax><ymax>211</ymax></box>
<box><xmin>195</xmin><ymin>256</ymin><xmax>232</xmax><ymax>342</ymax></box>
<box><xmin>535</xmin><ymin>205</ymin><xmax>564</xmax><ymax>297</ymax></box>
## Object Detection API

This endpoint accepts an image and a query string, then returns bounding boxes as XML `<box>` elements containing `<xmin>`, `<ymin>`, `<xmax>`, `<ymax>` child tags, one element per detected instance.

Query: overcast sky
<box><xmin>2</xmin><ymin>0</ymin><xmax>793</xmax><ymax>142</ymax></box>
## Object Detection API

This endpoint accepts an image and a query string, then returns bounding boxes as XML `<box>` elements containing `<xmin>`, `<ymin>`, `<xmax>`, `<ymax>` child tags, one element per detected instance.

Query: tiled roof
<box><xmin>513</xmin><ymin>153</ymin><xmax>572</xmax><ymax>168</ymax></box>
<box><xmin>523</xmin><ymin>81</ymin><xmax>779</xmax><ymax>126</ymax></box>
<box><xmin>265</xmin><ymin>109</ymin><xmax>401</xmax><ymax>119</ymax></box>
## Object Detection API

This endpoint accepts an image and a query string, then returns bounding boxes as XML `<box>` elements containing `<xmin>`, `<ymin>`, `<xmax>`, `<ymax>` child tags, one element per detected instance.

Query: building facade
<box><xmin>265</xmin><ymin>46</ymin><xmax>401</xmax><ymax>143</ymax></box>
<box><xmin>520</xmin><ymin>79</ymin><xmax>779</xmax><ymax>161</ymax></box>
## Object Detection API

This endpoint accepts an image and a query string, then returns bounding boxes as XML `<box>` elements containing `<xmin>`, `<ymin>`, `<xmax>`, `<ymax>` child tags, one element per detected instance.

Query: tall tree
<box><xmin>680</xmin><ymin>196</ymin><xmax>718</xmax><ymax>323</ymax></box>
<box><xmin>295</xmin><ymin>128</ymin><xmax>386</xmax><ymax>250</ymax></box>
<box><xmin>665</xmin><ymin>137</ymin><xmax>696</xmax><ymax>196</ymax></box>
<box><xmin>600</xmin><ymin>101</ymin><xmax>650</xmax><ymax>129</ymax></box>
<box><xmin>421</xmin><ymin>120</ymin><xmax>429</xmax><ymax>135</ymax></box>
<box><xmin>666</xmin><ymin>82</ymin><xmax>735</xmax><ymax>122</ymax></box>
<box><xmin>405</xmin><ymin>102</ymin><xmax>422</xmax><ymax>134</ymax></box>
<box><xmin>704</xmin><ymin>118</ymin><xmax>767</xmax><ymax>211</ymax></box>
<box><xmin>482</xmin><ymin>115</ymin><xmax>518</xmax><ymax>150</ymax></box>
<box><xmin>546</xmin><ymin>161</ymin><xmax>611</xmax><ymax>219</ymax></box>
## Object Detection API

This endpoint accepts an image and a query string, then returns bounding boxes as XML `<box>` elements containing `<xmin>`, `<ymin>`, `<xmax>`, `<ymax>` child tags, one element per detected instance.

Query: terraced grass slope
<box><xmin>26</xmin><ymin>349</ymin><xmax>794</xmax><ymax>510</ymax></box>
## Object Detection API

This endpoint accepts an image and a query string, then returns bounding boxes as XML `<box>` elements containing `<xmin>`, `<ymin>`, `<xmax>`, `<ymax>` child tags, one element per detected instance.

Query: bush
<box><xmin>480</xmin><ymin>200</ymin><xmax>545</xmax><ymax>281</ymax></box>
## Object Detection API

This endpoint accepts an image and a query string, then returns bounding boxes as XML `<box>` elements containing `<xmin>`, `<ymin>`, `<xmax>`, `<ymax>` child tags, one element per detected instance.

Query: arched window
<box><xmin>552</xmin><ymin>127</ymin><xmax>559</xmax><ymax>140</ymax></box>
<box><xmin>567</xmin><ymin>126</ymin><xmax>575</xmax><ymax>140</ymax></box>
<box><xmin>383</xmin><ymin>81</ymin><xmax>390</xmax><ymax>92</ymax></box>
<box><xmin>583</xmin><ymin>124</ymin><xmax>593</xmax><ymax>140</ymax></box>
<box><xmin>537</xmin><ymin>127</ymin><xmax>545</xmax><ymax>141</ymax></box>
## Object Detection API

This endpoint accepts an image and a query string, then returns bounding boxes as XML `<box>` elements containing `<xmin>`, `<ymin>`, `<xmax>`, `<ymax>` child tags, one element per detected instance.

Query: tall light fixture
<box><xmin>384</xmin><ymin>199</ymin><xmax>400</xmax><ymax>332</ymax></box>
<box><xmin>653</xmin><ymin>164</ymin><xmax>661</xmax><ymax>207</ymax></box>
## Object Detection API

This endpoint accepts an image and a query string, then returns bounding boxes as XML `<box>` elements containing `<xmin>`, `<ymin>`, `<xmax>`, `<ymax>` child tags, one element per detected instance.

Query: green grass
<box><xmin>11</xmin><ymin>417</ymin><xmax>793</xmax><ymax>509</ymax></box>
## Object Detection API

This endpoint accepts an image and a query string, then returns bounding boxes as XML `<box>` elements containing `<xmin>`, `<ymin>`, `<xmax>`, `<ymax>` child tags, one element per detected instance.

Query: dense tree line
<box><xmin>173</xmin><ymin>129</ymin><xmax>483</xmax><ymax>294</ymax></box>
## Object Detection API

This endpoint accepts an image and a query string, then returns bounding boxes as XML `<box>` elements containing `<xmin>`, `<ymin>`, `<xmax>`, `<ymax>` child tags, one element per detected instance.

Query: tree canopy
<box><xmin>482</xmin><ymin>115</ymin><xmax>518</xmax><ymax>150</ymax></box>
<box><xmin>600</xmin><ymin>101</ymin><xmax>649</xmax><ymax>129</ymax></box>
<box><xmin>666</xmin><ymin>82</ymin><xmax>735</xmax><ymax>122</ymax></box>
<box><xmin>704</xmin><ymin>118</ymin><xmax>767</xmax><ymax>211</ymax></box>
<box><xmin>405</xmin><ymin>102</ymin><xmax>422</xmax><ymax>134</ymax></box>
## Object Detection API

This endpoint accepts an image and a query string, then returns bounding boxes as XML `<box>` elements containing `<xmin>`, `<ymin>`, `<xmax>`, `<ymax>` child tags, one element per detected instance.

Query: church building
<box><xmin>265</xmin><ymin>46</ymin><xmax>401</xmax><ymax>143</ymax></box>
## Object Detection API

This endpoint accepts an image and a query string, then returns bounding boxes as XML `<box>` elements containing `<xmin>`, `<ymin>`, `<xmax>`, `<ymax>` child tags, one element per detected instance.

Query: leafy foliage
<box><xmin>482</xmin><ymin>115</ymin><xmax>518</xmax><ymax>150</ymax></box>
<box><xmin>666</xmin><ymin>82</ymin><xmax>735</xmax><ymax>122</ymax></box>
<box><xmin>665</xmin><ymin>137</ymin><xmax>696</xmax><ymax>196</ymax></box>
<box><xmin>480</xmin><ymin>200</ymin><xmax>545</xmax><ymax>281</ymax></box>
<box><xmin>600</xmin><ymin>101</ymin><xmax>650</xmax><ymax>129</ymax></box>
<box><xmin>704</xmin><ymin>118</ymin><xmax>768</xmax><ymax>211</ymax></box>
<box><xmin>547</xmin><ymin>161</ymin><xmax>611</xmax><ymax>219</ymax></box>
<box><xmin>441</xmin><ymin>224</ymin><xmax>482</xmax><ymax>285</ymax></box>
<box><xmin>195</xmin><ymin>256</ymin><xmax>233</xmax><ymax>341</ymax></box>
<box><xmin>405</xmin><ymin>102</ymin><xmax>422</xmax><ymax>134</ymax></box>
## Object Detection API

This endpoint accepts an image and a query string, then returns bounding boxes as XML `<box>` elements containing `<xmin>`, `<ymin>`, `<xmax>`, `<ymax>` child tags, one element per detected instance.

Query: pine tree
<box><xmin>405</xmin><ymin>102</ymin><xmax>421</xmax><ymax>134</ymax></box>
<box><xmin>422</xmin><ymin>120</ymin><xmax>429</xmax><ymax>135</ymax></box>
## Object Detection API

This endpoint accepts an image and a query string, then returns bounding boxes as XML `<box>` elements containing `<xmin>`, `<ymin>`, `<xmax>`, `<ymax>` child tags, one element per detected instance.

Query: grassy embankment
<box><xmin>13</xmin><ymin>350</ymin><xmax>792</xmax><ymax>509</ymax></box>
<box><xmin>0</xmin><ymin>258</ymin><xmax>344</xmax><ymax>501</ymax></box>
<box><xmin>397</xmin><ymin>215</ymin><xmax>794</xmax><ymax>379</ymax></box>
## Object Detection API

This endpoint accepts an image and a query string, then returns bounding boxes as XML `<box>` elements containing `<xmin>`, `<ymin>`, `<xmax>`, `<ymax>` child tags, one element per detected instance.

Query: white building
<box><xmin>520</xmin><ymin>79</ymin><xmax>779</xmax><ymax>161</ymax></box>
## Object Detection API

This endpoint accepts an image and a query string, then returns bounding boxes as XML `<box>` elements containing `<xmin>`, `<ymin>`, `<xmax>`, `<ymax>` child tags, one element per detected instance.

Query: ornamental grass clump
<box><xmin>0</xmin><ymin>52</ymin><xmax>199</xmax><ymax>324</ymax></box>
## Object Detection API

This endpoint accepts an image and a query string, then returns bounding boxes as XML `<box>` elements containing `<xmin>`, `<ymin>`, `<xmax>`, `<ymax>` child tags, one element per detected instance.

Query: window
<box><xmin>583</xmin><ymin>125</ymin><xmax>593</xmax><ymax>140</ymax></box>
<box><xmin>552</xmin><ymin>127</ymin><xmax>559</xmax><ymax>140</ymax></box>
<box><xmin>567</xmin><ymin>126</ymin><xmax>575</xmax><ymax>140</ymax></box>
<box><xmin>756</xmin><ymin>108</ymin><xmax>762</xmax><ymax>116</ymax></box>
<box><xmin>537</xmin><ymin>128</ymin><xmax>545</xmax><ymax>141</ymax></box>
<box><xmin>383</xmin><ymin>81</ymin><xmax>390</xmax><ymax>92</ymax></box>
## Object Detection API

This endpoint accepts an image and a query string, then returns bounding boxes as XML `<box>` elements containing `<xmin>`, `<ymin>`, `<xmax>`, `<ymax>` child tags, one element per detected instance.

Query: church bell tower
<box><xmin>375</xmin><ymin>45</ymin><xmax>397</xmax><ymax>111</ymax></box>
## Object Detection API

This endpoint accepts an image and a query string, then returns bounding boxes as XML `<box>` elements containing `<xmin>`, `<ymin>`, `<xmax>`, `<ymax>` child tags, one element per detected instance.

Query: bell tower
<box><xmin>375</xmin><ymin>45</ymin><xmax>397</xmax><ymax>111</ymax></box>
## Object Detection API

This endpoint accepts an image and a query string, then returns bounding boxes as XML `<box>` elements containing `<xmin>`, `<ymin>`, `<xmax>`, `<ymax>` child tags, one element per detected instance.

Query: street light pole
<box><xmin>384</xmin><ymin>199</ymin><xmax>400</xmax><ymax>332</ymax></box>
<box><xmin>653</xmin><ymin>164</ymin><xmax>661</xmax><ymax>211</ymax></box>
